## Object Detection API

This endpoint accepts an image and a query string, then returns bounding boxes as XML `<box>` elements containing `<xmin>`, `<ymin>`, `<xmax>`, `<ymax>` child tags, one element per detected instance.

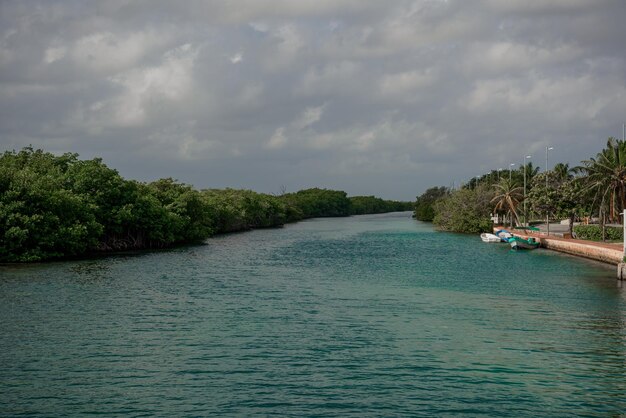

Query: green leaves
<box><xmin>414</xmin><ymin>187</ymin><xmax>448</xmax><ymax>222</ymax></box>
<box><xmin>432</xmin><ymin>186</ymin><xmax>494</xmax><ymax>234</ymax></box>
<box><xmin>573</xmin><ymin>225</ymin><xmax>623</xmax><ymax>242</ymax></box>
<box><xmin>0</xmin><ymin>149</ymin><xmax>104</xmax><ymax>261</ymax></box>
<box><xmin>577</xmin><ymin>137</ymin><xmax>626</xmax><ymax>223</ymax></box>
<box><xmin>281</xmin><ymin>188</ymin><xmax>352</xmax><ymax>220</ymax></box>
<box><xmin>350</xmin><ymin>196</ymin><xmax>413</xmax><ymax>216</ymax></box>
<box><xmin>1</xmin><ymin>148</ymin><xmax>413</xmax><ymax>262</ymax></box>
<box><xmin>0</xmin><ymin>149</ymin><xmax>213</xmax><ymax>261</ymax></box>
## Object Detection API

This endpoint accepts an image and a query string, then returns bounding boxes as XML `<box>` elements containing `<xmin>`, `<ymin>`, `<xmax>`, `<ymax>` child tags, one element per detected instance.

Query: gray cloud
<box><xmin>1</xmin><ymin>0</ymin><xmax>625</xmax><ymax>200</ymax></box>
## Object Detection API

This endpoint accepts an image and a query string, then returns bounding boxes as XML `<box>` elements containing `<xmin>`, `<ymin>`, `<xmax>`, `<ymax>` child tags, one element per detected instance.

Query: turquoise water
<box><xmin>1</xmin><ymin>212</ymin><xmax>625</xmax><ymax>416</ymax></box>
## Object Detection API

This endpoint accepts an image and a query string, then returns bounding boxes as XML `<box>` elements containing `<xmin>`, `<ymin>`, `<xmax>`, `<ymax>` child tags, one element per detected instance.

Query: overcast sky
<box><xmin>1</xmin><ymin>1</ymin><xmax>625</xmax><ymax>200</ymax></box>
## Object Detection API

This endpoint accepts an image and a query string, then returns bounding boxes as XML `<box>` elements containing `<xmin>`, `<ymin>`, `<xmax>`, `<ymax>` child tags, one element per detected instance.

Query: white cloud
<box><xmin>261</xmin><ymin>24</ymin><xmax>305</xmax><ymax>71</ymax></box>
<box><xmin>463</xmin><ymin>41</ymin><xmax>583</xmax><ymax>74</ymax></box>
<box><xmin>104</xmin><ymin>43</ymin><xmax>198</xmax><ymax>127</ymax></box>
<box><xmin>229</xmin><ymin>52</ymin><xmax>243</xmax><ymax>64</ymax></box>
<box><xmin>481</xmin><ymin>0</ymin><xmax>596</xmax><ymax>15</ymax></box>
<box><xmin>463</xmin><ymin>74</ymin><xmax>626</xmax><ymax>125</ymax></box>
<box><xmin>70</xmin><ymin>29</ymin><xmax>173</xmax><ymax>74</ymax></box>
<box><xmin>293</xmin><ymin>105</ymin><xmax>325</xmax><ymax>129</ymax></box>
<box><xmin>1</xmin><ymin>0</ymin><xmax>626</xmax><ymax>199</ymax></box>
<box><xmin>379</xmin><ymin>69</ymin><xmax>437</xmax><ymax>101</ymax></box>
<box><xmin>266</xmin><ymin>127</ymin><xmax>288</xmax><ymax>149</ymax></box>
<box><xmin>295</xmin><ymin>61</ymin><xmax>362</xmax><ymax>96</ymax></box>
<box><xmin>43</xmin><ymin>46</ymin><xmax>67</xmax><ymax>64</ymax></box>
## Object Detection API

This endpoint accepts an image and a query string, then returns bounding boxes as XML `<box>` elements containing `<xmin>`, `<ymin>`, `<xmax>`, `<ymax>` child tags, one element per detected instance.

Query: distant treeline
<box><xmin>0</xmin><ymin>148</ymin><xmax>413</xmax><ymax>262</ymax></box>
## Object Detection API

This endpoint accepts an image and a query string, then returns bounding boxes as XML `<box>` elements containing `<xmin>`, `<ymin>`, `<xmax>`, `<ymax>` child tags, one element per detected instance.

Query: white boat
<box><xmin>480</xmin><ymin>233</ymin><xmax>501</xmax><ymax>243</ymax></box>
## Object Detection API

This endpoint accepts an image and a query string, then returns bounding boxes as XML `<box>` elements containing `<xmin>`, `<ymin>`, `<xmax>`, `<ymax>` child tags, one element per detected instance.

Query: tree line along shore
<box><xmin>414</xmin><ymin>137</ymin><xmax>625</xmax><ymax>243</ymax></box>
<box><xmin>0</xmin><ymin>148</ymin><xmax>413</xmax><ymax>262</ymax></box>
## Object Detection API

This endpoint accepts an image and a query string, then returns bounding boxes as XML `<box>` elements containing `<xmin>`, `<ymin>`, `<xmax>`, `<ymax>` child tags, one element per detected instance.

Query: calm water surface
<box><xmin>1</xmin><ymin>212</ymin><xmax>625</xmax><ymax>416</ymax></box>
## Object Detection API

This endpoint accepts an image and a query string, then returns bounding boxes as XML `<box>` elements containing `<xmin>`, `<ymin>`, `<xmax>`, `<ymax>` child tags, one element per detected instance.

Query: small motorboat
<box><xmin>494</xmin><ymin>229</ymin><xmax>513</xmax><ymax>242</ymax></box>
<box><xmin>509</xmin><ymin>236</ymin><xmax>540</xmax><ymax>250</ymax></box>
<box><xmin>481</xmin><ymin>233</ymin><xmax>501</xmax><ymax>243</ymax></box>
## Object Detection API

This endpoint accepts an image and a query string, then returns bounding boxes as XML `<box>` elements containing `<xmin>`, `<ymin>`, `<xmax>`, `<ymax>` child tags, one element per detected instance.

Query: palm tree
<box><xmin>553</xmin><ymin>162</ymin><xmax>574</xmax><ymax>181</ymax></box>
<box><xmin>578</xmin><ymin>137</ymin><xmax>626</xmax><ymax>224</ymax></box>
<box><xmin>491</xmin><ymin>178</ymin><xmax>523</xmax><ymax>227</ymax></box>
<box><xmin>519</xmin><ymin>161</ymin><xmax>540</xmax><ymax>184</ymax></box>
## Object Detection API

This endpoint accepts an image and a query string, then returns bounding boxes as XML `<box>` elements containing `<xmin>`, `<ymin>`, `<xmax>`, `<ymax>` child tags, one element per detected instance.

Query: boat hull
<box><xmin>509</xmin><ymin>237</ymin><xmax>540</xmax><ymax>250</ymax></box>
<box><xmin>494</xmin><ymin>229</ymin><xmax>513</xmax><ymax>242</ymax></box>
<box><xmin>481</xmin><ymin>233</ymin><xmax>501</xmax><ymax>243</ymax></box>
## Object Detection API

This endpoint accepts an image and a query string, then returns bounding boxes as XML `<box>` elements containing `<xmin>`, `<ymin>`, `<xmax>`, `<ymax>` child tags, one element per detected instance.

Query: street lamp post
<box><xmin>546</xmin><ymin>146</ymin><xmax>554</xmax><ymax>236</ymax></box>
<box><xmin>509</xmin><ymin>163</ymin><xmax>515</xmax><ymax>182</ymax></box>
<box><xmin>523</xmin><ymin>155</ymin><xmax>531</xmax><ymax>226</ymax></box>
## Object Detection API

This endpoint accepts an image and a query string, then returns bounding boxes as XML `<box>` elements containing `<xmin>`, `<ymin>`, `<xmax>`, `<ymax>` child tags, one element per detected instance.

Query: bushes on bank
<box><xmin>573</xmin><ymin>225</ymin><xmax>623</xmax><ymax>241</ymax></box>
<box><xmin>281</xmin><ymin>188</ymin><xmax>352</xmax><ymax>220</ymax></box>
<box><xmin>414</xmin><ymin>186</ymin><xmax>449</xmax><ymax>221</ymax></box>
<box><xmin>350</xmin><ymin>196</ymin><xmax>413</xmax><ymax>215</ymax></box>
<box><xmin>432</xmin><ymin>187</ymin><xmax>494</xmax><ymax>233</ymax></box>
<box><xmin>202</xmin><ymin>189</ymin><xmax>288</xmax><ymax>233</ymax></box>
<box><xmin>0</xmin><ymin>148</ymin><xmax>412</xmax><ymax>262</ymax></box>
<box><xmin>0</xmin><ymin>149</ymin><xmax>218</xmax><ymax>261</ymax></box>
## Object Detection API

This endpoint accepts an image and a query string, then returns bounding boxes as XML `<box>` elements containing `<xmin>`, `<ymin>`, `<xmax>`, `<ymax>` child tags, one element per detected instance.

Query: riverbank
<box><xmin>495</xmin><ymin>226</ymin><xmax>623</xmax><ymax>265</ymax></box>
<box><xmin>1</xmin><ymin>148</ymin><xmax>414</xmax><ymax>262</ymax></box>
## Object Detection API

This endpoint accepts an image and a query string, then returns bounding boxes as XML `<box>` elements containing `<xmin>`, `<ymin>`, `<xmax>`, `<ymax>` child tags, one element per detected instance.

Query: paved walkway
<box><xmin>525</xmin><ymin>230</ymin><xmax>622</xmax><ymax>250</ymax></box>
<box><xmin>494</xmin><ymin>225</ymin><xmax>623</xmax><ymax>264</ymax></box>
<box><xmin>497</xmin><ymin>224</ymin><xmax>622</xmax><ymax>250</ymax></box>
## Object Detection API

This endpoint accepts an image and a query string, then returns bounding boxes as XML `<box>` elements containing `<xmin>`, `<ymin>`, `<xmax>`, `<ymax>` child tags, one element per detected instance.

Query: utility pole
<box><xmin>523</xmin><ymin>155</ymin><xmax>531</xmax><ymax>226</ymax></box>
<box><xmin>620</xmin><ymin>209</ymin><xmax>626</xmax><ymax>280</ymax></box>
<box><xmin>546</xmin><ymin>146</ymin><xmax>553</xmax><ymax>236</ymax></box>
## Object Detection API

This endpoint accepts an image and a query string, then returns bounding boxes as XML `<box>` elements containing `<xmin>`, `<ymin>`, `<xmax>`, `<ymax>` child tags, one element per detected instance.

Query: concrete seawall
<box><xmin>494</xmin><ymin>227</ymin><xmax>623</xmax><ymax>265</ymax></box>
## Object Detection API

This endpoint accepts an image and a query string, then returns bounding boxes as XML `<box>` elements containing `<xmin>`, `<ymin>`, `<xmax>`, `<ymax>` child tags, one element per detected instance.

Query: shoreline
<box><xmin>0</xmin><ymin>212</ymin><xmax>413</xmax><ymax>266</ymax></box>
<box><xmin>494</xmin><ymin>226</ymin><xmax>623</xmax><ymax>265</ymax></box>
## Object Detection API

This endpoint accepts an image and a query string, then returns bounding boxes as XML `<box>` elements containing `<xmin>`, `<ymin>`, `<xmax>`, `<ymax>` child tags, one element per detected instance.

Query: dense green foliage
<box><xmin>202</xmin><ymin>188</ymin><xmax>288</xmax><ymax>233</ymax></box>
<box><xmin>0</xmin><ymin>149</ymin><xmax>103</xmax><ymax>261</ymax></box>
<box><xmin>421</xmin><ymin>138</ymin><xmax>626</xmax><ymax>241</ymax></box>
<box><xmin>578</xmin><ymin>137</ymin><xmax>626</xmax><ymax>223</ymax></box>
<box><xmin>528</xmin><ymin>171</ymin><xmax>589</xmax><ymax>234</ymax></box>
<box><xmin>465</xmin><ymin>163</ymin><xmax>539</xmax><ymax>191</ymax></box>
<box><xmin>573</xmin><ymin>225</ymin><xmax>623</xmax><ymax>241</ymax></box>
<box><xmin>491</xmin><ymin>178</ymin><xmax>523</xmax><ymax>227</ymax></box>
<box><xmin>0</xmin><ymin>148</ymin><xmax>217</xmax><ymax>261</ymax></box>
<box><xmin>414</xmin><ymin>187</ymin><xmax>448</xmax><ymax>221</ymax></box>
<box><xmin>281</xmin><ymin>188</ymin><xmax>352</xmax><ymax>220</ymax></box>
<box><xmin>350</xmin><ymin>196</ymin><xmax>413</xmax><ymax>215</ymax></box>
<box><xmin>0</xmin><ymin>148</ymin><xmax>409</xmax><ymax>262</ymax></box>
<box><xmin>432</xmin><ymin>186</ymin><xmax>494</xmax><ymax>233</ymax></box>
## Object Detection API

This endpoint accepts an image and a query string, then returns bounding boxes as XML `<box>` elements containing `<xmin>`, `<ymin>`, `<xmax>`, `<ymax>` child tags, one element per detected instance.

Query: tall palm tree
<box><xmin>578</xmin><ymin>137</ymin><xmax>626</xmax><ymax>224</ymax></box>
<box><xmin>520</xmin><ymin>161</ymin><xmax>540</xmax><ymax>184</ymax></box>
<box><xmin>491</xmin><ymin>178</ymin><xmax>523</xmax><ymax>227</ymax></box>
<box><xmin>553</xmin><ymin>162</ymin><xmax>574</xmax><ymax>181</ymax></box>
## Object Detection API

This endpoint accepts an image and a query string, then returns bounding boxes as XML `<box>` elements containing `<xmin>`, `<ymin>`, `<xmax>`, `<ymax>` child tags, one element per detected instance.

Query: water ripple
<box><xmin>1</xmin><ymin>212</ymin><xmax>624</xmax><ymax>416</ymax></box>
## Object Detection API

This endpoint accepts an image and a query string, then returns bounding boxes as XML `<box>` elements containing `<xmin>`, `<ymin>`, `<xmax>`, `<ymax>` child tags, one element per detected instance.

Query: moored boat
<box><xmin>481</xmin><ymin>233</ymin><xmax>501</xmax><ymax>243</ymax></box>
<box><xmin>494</xmin><ymin>229</ymin><xmax>513</xmax><ymax>242</ymax></box>
<box><xmin>509</xmin><ymin>236</ymin><xmax>540</xmax><ymax>250</ymax></box>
